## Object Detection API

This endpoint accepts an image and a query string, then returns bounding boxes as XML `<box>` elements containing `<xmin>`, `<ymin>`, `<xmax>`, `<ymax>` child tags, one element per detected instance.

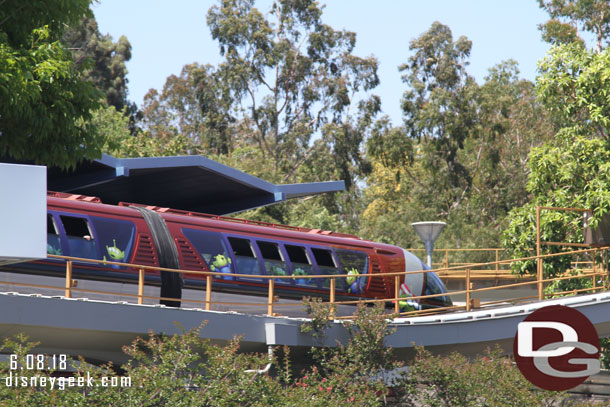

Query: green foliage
<box><xmin>363</xmin><ymin>26</ymin><xmax>552</xmax><ymax>255</ymax></box>
<box><xmin>128</xmin><ymin>0</ymin><xmax>380</xmax><ymax>234</ymax></box>
<box><xmin>339</xmin><ymin>304</ymin><xmax>399</xmax><ymax>377</ymax></box>
<box><xmin>600</xmin><ymin>338</ymin><xmax>610</xmax><ymax>370</ymax></box>
<box><xmin>503</xmin><ymin>44</ymin><xmax>610</xmax><ymax>276</ymax></box>
<box><xmin>0</xmin><ymin>0</ymin><xmax>105</xmax><ymax>169</ymax></box>
<box><xmin>538</xmin><ymin>0</ymin><xmax>610</xmax><ymax>52</ymax></box>
<box><xmin>396</xmin><ymin>346</ymin><xmax>568</xmax><ymax>407</ymax></box>
<box><xmin>138</xmin><ymin>63</ymin><xmax>214</xmax><ymax>153</ymax></box>
<box><xmin>399</xmin><ymin>21</ymin><xmax>478</xmax><ymax>197</ymax></box>
<box><xmin>364</xmin><ymin>21</ymin><xmax>480</xmax><ymax>249</ymax></box>
<box><xmin>300</xmin><ymin>302</ymin><xmax>398</xmax><ymax>406</ymax></box>
<box><xmin>63</xmin><ymin>15</ymin><xmax>134</xmax><ymax>114</ymax></box>
<box><xmin>544</xmin><ymin>271</ymin><xmax>595</xmax><ymax>297</ymax></box>
<box><xmin>0</xmin><ymin>0</ymin><xmax>90</xmax><ymax>47</ymax></box>
<box><xmin>94</xmin><ymin>103</ymin><xmax>131</xmax><ymax>152</ymax></box>
<box><xmin>539</xmin><ymin>18</ymin><xmax>585</xmax><ymax>47</ymax></box>
<box><xmin>300</xmin><ymin>297</ymin><xmax>335</xmax><ymax>340</ymax></box>
<box><xmin>106</xmin><ymin>129</ymin><xmax>196</xmax><ymax>159</ymax></box>
<box><xmin>0</xmin><ymin>307</ymin><xmax>390</xmax><ymax>406</ymax></box>
<box><xmin>0</xmin><ymin>306</ymin><xmax>586</xmax><ymax>406</ymax></box>
<box><xmin>503</xmin><ymin>203</ymin><xmax>576</xmax><ymax>277</ymax></box>
<box><xmin>206</xmin><ymin>0</ymin><xmax>380</xmax><ymax>194</ymax></box>
<box><xmin>537</xmin><ymin>43</ymin><xmax>610</xmax><ymax>133</ymax></box>
<box><xmin>100</xmin><ymin>94</ymin><xmax>199</xmax><ymax>159</ymax></box>
<box><xmin>0</xmin><ymin>327</ymin><xmax>284</xmax><ymax>406</ymax></box>
<box><xmin>120</xmin><ymin>327</ymin><xmax>283</xmax><ymax>406</ymax></box>
<box><xmin>286</xmin><ymin>198</ymin><xmax>341</xmax><ymax>231</ymax></box>
<box><xmin>138</xmin><ymin>0</ymin><xmax>379</xmax><ymax>189</ymax></box>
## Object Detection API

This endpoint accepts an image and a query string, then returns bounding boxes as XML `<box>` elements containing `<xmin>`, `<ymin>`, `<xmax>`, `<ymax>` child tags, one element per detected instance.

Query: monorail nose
<box><xmin>401</xmin><ymin>248</ymin><xmax>452</xmax><ymax>309</ymax></box>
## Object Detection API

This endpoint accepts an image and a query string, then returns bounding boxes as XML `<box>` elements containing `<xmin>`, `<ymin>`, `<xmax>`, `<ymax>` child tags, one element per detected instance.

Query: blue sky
<box><xmin>94</xmin><ymin>1</ymin><xmax>551</xmax><ymax>125</ymax></box>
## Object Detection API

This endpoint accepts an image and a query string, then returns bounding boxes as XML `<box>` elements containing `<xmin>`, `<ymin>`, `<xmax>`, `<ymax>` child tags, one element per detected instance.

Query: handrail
<box><xmin>407</xmin><ymin>246</ymin><xmax>596</xmax><ymax>285</ymax></box>
<box><xmin>47</xmin><ymin>245</ymin><xmax>606</xmax><ymax>279</ymax></box>
<box><xmin>7</xmin><ymin>245</ymin><xmax>603</xmax><ymax>319</ymax></box>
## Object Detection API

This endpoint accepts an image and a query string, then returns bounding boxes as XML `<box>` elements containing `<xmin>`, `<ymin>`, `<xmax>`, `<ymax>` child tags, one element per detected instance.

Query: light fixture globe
<box><xmin>411</xmin><ymin>221</ymin><xmax>447</xmax><ymax>267</ymax></box>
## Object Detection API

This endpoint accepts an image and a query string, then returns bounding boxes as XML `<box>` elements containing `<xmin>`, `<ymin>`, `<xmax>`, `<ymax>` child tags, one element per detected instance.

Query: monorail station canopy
<box><xmin>44</xmin><ymin>154</ymin><xmax>345</xmax><ymax>215</ymax></box>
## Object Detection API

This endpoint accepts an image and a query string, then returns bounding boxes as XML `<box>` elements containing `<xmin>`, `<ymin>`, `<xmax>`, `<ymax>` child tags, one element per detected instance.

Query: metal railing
<box><xmin>406</xmin><ymin>248</ymin><xmax>597</xmax><ymax>281</ymax></box>
<box><xmin>0</xmin><ymin>244</ymin><xmax>603</xmax><ymax>320</ymax></box>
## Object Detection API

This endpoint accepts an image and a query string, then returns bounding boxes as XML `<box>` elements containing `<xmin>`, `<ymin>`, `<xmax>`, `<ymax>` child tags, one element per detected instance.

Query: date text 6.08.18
<box><xmin>9</xmin><ymin>354</ymin><xmax>68</xmax><ymax>371</ymax></box>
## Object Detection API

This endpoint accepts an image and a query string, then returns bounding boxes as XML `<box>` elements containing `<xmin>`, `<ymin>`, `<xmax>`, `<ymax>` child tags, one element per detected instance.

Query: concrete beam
<box><xmin>1</xmin><ymin>291</ymin><xmax>610</xmax><ymax>365</ymax></box>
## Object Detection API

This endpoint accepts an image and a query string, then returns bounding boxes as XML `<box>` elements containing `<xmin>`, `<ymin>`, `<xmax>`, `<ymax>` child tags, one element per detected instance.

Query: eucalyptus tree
<box><xmin>398</xmin><ymin>21</ymin><xmax>479</xmax><ymax>217</ymax></box>
<box><xmin>132</xmin><ymin>0</ymin><xmax>382</xmax><ymax>229</ymax></box>
<box><xmin>205</xmin><ymin>0</ymin><xmax>379</xmax><ymax>187</ymax></box>
<box><xmin>363</xmin><ymin>23</ymin><xmax>552</xmax><ymax>254</ymax></box>
<box><xmin>364</xmin><ymin>22</ymin><xmax>479</xmax><ymax>249</ymax></box>
<box><xmin>538</xmin><ymin>0</ymin><xmax>610</xmax><ymax>51</ymax></box>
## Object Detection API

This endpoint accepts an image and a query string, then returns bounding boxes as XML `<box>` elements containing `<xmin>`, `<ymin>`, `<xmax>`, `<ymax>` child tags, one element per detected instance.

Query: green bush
<box><xmin>395</xmin><ymin>346</ymin><xmax>572</xmax><ymax>407</ymax></box>
<box><xmin>0</xmin><ymin>304</ymin><xmax>590</xmax><ymax>406</ymax></box>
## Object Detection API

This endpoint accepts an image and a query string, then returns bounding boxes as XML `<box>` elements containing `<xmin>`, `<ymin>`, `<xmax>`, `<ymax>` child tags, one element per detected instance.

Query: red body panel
<box><xmin>44</xmin><ymin>193</ymin><xmax>409</xmax><ymax>300</ymax></box>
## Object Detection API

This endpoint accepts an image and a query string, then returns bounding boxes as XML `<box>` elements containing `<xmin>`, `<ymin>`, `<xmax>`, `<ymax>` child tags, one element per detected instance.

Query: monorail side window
<box><xmin>256</xmin><ymin>241</ymin><xmax>289</xmax><ymax>284</ymax></box>
<box><xmin>336</xmin><ymin>249</ymin><xmax>369</xmax><ymax>295</ymax></box>
<box><xmin>90</xmin><ymin>217</ymin><xmax>135</xmax><ymax>265</ymax></box>
<box><xmin>59</xmin><ymin>215</ymin><xmax>97</xmax><ymax>260</ymax></box>
<box><xmin>311</xmin><ymin>248</ymin><xmax>344</xmax><ymax>291</ymax></box>
<box><xmin>227</xmin><ymin>237</ymin><xmax>262</xmax><ymax>282</ymax></box>
<box><xmin>183</xmin><ymin>229</ymin><xmax>233</xmax><ymax>280</ymax></box>
<box><xmin>47</xmin><ymin>214</ymin><xmax>62</xmax><ymax>256</ymax></box>
<box><xmin>285</xmin><ymin>244</ymin><xmax>317</xmax><ymax>287</ymax></box>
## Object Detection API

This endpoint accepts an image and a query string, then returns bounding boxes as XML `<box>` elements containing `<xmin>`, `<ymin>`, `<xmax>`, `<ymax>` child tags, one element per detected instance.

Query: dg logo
<box><xmin>513</xmin><ymin>305</ymin><xmax>600</xmax><ymax>391</ymax></box>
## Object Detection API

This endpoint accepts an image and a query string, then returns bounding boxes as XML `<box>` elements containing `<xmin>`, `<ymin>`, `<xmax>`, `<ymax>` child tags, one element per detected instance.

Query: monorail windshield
<box><xmin>424</xmin><ymin>271</ymin><xmax>452</xmax><ymax>306</ymax></box>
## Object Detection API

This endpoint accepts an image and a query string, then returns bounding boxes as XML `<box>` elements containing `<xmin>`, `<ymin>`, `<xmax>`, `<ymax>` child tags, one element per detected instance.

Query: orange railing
<box><xmin>0</xmin><ymin>244</ymin><xmax>601</xmax><ymax>319</ymax></box>
<box><xmin>406</xmin><ymin>248</ymin><xmax>597</xmax><ymax>282</ymax></box>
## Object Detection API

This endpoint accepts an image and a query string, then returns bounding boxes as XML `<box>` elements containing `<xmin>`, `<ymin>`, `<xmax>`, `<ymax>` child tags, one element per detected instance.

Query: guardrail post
<box><xmin>444</xmin><ymin>250</ymin><xmax>449</xmax><ymax>269</ymax></box>
<box><xmin>65</xmin><ymin>260</ymin><xmax>72</xmax><ymax>299</ymax></box>
<box><xmin>466</xmin><ymin>267</ymin><xmax>471</xmax><ymax>311</ymax></box>
<box><xmin>394</xmin><ymin>275</ymin><xmax>400</xmax><ymax>314</ymax></box>
<box><xmin>138</xmin><ymin>268</ymin><xmax>144</xmax><ymax>304</ymax></box>
<box><xmin>602</xmin><ymin>250</ymin><xmax>608</xmax><ymax>291</ymax></box>
<box><xmin>589</xmin><ymin>258</ymin><xmax>597</xmax><ymax>293</ymax></box>
<box><xmin>603</xmin><ymin>263</ymin><xmax>606</xmax><ymax>291</ymax></box>
<box><xmin>267</xmin><ymin>278</ymin><xmax>275</xmax><ymax>316</ymax></box>
<box><xmin>495</xmin><ymin>249</ymin><xmax>499</xmax><ymax>284</ymax></box>
<box><xmin>536</xmin><ymin>206</ymin><xmax>543</xmax><ymax>300</ymax></box>
<box><xmin>330</xmin><ymin>277</ymin><xmax>336</xmax><ymax>319</ymax></box>
<box><xmin>205</xmin><ymin>274</ymin><xmax>212</xmax><ymax>311</ymax></box>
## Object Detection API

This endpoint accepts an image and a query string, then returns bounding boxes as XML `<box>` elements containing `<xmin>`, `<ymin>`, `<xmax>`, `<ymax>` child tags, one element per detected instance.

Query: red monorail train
<box><xmin>4</xmin><ymin>192</ymin><xmax>452</xmax><ymax>310</ymax></box>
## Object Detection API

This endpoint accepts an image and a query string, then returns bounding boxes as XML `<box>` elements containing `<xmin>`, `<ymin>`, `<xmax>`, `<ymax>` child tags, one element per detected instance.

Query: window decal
<box><xmin>227</xmin><ymin>236</ymin><xmax>262</xmax><ymax>281</ymax></box>
<box><xmin>90</xmin><ymin>216</ymin><xmax>135</xmax><ymax>266</ymax></box>
<box><xmin>182</xmin><ymin>229</ymin><xmax>233</xmax><ymax>280</ymax></box>
<box><xmin>256</xmin><ymin>240</ymin><xmax>289</xmax><ymax>284</ymax></box>
<box><xmin>336</xmin><ymin>249</ymin><xmax>369</xmax><ymax>295</ymax></box>
<box><xmin>285</xmin><ymin>244</ymin><xmax>318</xmax><ymax>287</ymax></box>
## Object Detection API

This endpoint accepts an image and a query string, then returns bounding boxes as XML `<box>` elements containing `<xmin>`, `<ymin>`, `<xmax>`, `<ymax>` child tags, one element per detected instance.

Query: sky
<box><xmin>93</xmin><ymin>0</ymin><xmax>552</xmax><ymax>125</ymax></box>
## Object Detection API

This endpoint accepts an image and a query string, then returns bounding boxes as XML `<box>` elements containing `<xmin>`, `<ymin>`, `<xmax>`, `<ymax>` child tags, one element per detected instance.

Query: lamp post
<box><xmin>411</xmin><ymin>221</ymin><xmax>446</xmax><ymax>267</ymax></box>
